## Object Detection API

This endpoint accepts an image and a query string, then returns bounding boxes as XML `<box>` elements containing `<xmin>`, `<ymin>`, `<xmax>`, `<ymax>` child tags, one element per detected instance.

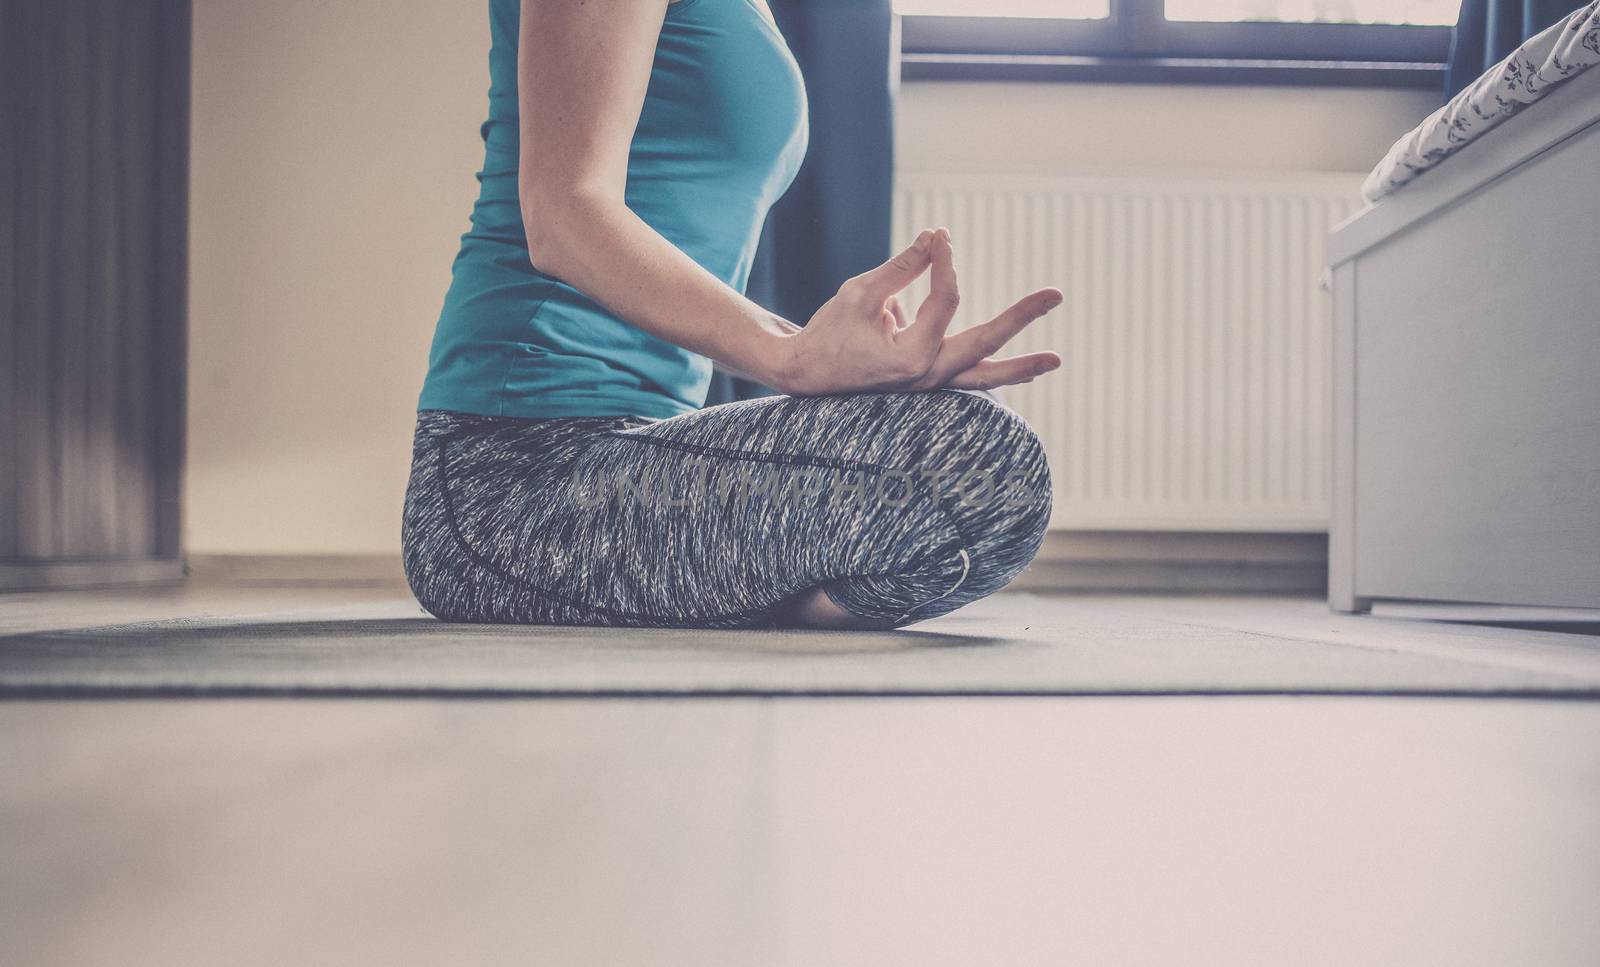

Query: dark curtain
<box><xmin>704</xmin><ymin>0</ymin><xmax>898</xmax><ymax>406</ymax></box>
<box><xmin>1</xmin><ymin>0</ymin><xmax>190</xmax><ymax>588</ymax></box>
<box><xmin>1446</xmin><ymin>0</ymin><xmax>1585</xmax><ymax>97</ymax></box>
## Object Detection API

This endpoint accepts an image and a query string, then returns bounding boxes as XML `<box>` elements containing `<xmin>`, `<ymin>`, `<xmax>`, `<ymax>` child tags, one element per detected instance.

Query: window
<box><xmin>900</xmin><ymin>0</ymin><xmax>1111</xmax><ymax>16</ymax></box>
<box><xmin>1164</xmin><ymin>1</ymin><xmax>1460</xmax><ymax>25</ymax></box>
<box><xmin>896</xmin><ymin>0</ymin><xmax>1459</xmax><ymax>87</ymax></box>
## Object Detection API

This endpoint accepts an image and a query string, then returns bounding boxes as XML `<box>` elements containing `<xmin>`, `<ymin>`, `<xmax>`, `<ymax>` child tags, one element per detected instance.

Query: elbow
<box><xmin>519</xmin><ymin>180</ymin><xmax>604</xmax><ymax>277</ymax></box>
<box><xmin>519</xmin><ymin>185</ymin><xmax>562</xmax><ymax>271</ymax></box>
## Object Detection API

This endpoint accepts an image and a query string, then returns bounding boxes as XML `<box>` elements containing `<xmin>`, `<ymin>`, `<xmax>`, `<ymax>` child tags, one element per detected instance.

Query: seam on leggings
<box><xmin>609</xmin><ymin>430</ymin><xmax>978</xmax><ymax>549</ymax></box>
<box><xmin>896</xmin><ymin>548</ymin><xmax>972</xmax><ymax>623</ymax></box>
<box><xmin>431</xmin><ymin>436</ymin><xmax>931</xmax><ymax>625</ymax></box>
<box><xmin>433</xmin><ymin>437</ymin><xmax>763</xmax><ymax>623</ymax></box>
<box><xmin>611</xmin><ymin>424</ymin><xmax>983</xmax><ymax>601</ymax></box>
<box><xmin>606</xmin><ymin>429</ymin><xmax>886</xmax><ymax>475</ymax></box>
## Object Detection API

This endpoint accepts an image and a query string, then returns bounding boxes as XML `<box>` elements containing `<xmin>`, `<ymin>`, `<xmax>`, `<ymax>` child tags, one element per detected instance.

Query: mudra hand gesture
<box><xmin>777</xmin><ymin>227</ymin><xmax>1063</xmax><ymax>396</ymax></box>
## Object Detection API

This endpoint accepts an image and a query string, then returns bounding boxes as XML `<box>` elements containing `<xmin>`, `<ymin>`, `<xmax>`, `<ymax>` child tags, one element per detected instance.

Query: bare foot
<box><xmin>788</xmin><ymin>586</ymin><xmax>898</xmax><ymax>630</ymax></box>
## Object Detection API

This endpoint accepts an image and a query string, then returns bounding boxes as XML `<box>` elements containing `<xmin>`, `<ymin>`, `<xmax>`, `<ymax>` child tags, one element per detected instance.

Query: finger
<box><xmin>943</xmin><ymin>351</ymin><xmax>1062</xmax><ymax>390</ymax></box>
<box><xmin>927</xmin><ymin>287</ymin><xmax>1062</xmax><ymax>382</ymax></box>
<box><xmin>906</xmin><ymin>229</ymin><xmax>961</xmax><ymax>348</ymax></box>
<box><xmin>880</xmin><ymin>306</ymin><xmax>898</xmax><ymax>337</ymax></box>
<box><xmin>887</xmin><ymin>295</ymin><xmax>909</xmax><ymax>330</ymax></box>
<box><xmin>854</xmin><ymin>230</ymin><xmax>935</xmax><ymax>303</ymax></box>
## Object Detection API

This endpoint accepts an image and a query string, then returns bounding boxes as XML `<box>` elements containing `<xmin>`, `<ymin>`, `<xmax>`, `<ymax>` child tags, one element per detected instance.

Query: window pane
<box><xmin>1164</xmin><ymin>0</ymin><xmax>1461</xmax><ymax>25</ymax></box>
<box><xmin>893</xmin><ymin>0</ymin><xmax>1110</xmax><ymax>19</ymax></box>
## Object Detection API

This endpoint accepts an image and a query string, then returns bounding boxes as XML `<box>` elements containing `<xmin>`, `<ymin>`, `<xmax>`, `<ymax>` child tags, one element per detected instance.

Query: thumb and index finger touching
<box><xmin>858</xmin><ymin>228</ymin><xmax>1058</xmax><ymax>362</ymax></box>
<box><xmin>855</xmin><ymin>227</ymin><xmax>962</xmax><ymax>347</ymax></box>
<box><xmin>855</xmin><ymin>228</ymin><xmax>938</xmax><ymax>301</ymax></box>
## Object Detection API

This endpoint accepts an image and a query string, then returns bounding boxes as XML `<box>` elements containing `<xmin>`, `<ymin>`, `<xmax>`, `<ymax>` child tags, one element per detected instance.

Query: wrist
<box><xmin>744</xmin><ymin>314</ymin><xmax>804</xmax><ymax>394</ymax></box>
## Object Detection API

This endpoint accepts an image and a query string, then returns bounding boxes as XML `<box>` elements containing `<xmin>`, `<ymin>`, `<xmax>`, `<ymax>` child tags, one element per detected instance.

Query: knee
<box><xmin>937</xmin><ymin>393</ymin><xmax>1053</xmax><ymax>584</ymax></box>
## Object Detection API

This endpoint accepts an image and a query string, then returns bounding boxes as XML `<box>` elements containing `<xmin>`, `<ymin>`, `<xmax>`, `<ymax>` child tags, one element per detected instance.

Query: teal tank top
<box><xmin>418</xmin><ymin>0</ymin><xmax>810</xmax><ymax>419</ymax></box>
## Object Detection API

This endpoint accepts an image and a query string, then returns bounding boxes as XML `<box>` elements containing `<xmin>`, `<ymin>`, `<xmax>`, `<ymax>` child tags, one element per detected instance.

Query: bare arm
<box><xmin>517</xmin><ymin>0</ymin><xmax>1061</xmax><ymax>395</ymax></box>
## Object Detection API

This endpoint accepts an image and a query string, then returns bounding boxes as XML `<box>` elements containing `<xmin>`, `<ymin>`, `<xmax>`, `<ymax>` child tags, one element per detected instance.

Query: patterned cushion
<box><xmin>1362</xmin><ymin>2</ymin><xmax>1600</xmax><ymax>203</ymax></box>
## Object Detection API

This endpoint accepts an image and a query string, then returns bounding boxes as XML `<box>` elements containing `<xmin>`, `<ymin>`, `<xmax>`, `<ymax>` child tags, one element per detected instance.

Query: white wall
<box><xmin>188</xmin><ymin>0</ymin><xmax>484</xmax><ymax>555</ymax></box>
<box><xmin>894</xmin><ymin>80</ymin><xmax>1438</xmax><ymax>173</ymax></box>
<box><xmin>186</xmin><ymin>0</ymin><xmax>1440</xmax><ymax>554</ymax></box>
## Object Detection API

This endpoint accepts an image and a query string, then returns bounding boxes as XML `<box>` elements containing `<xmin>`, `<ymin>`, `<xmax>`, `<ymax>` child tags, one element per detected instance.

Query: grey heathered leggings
<box><xmin>401</xmin><ymin>389</ymin><xmax>1052</xmax><ymax>629</ymax></box>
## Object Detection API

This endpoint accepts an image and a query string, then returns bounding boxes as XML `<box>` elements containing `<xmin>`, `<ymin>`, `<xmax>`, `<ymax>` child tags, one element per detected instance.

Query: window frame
<box><xmin>899</xmin><ymin>0</ymin><xmax>1454</xmax><ymax>88</ymax></box>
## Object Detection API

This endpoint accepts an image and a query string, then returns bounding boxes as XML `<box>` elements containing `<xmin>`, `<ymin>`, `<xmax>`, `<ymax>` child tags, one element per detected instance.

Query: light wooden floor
<box><xmin>2</xmin><ymin>583</ymin><xmax>1599</xmax><ymax>967</ymax></box>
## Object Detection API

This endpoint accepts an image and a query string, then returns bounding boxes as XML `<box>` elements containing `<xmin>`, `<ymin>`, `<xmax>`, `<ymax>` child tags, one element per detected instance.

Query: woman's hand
<box><xmin>774</xmin><ymin>228</ymin><xmax>1063</xmax><ymax>396</ymax></box>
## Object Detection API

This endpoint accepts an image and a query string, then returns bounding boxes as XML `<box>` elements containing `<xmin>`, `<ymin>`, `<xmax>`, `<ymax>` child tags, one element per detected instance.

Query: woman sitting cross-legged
<box><xmin>402</xmin><ymin>0</ymin><xmax>1063</xmax><ymax>629</ymax></box>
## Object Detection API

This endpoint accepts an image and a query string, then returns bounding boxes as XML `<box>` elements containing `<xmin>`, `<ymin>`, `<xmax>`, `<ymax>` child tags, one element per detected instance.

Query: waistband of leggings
<box><xmin>414</xmin><ymin>408</ymin><xmax>653</xmax><ymax>437</ymax></box>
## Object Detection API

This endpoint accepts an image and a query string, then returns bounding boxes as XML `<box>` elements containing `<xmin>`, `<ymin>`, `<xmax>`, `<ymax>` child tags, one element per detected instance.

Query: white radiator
<box><xmin>893</xmin><ymin>169</ymin><xmax>1363</xmax><ymax>532</ymax></box>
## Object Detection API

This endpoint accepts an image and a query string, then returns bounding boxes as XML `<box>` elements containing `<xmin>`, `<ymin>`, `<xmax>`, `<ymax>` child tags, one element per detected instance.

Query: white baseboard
<box><xmin>185</xmin><ymin>554</ymin><xmax>407</xmax><ymax>587</ymax></box>
<box><xmin>0</xmin><ymin>559</ymin><xmax>186</xmax><ymax>592</ymax></box>
<box><xmin>187</xmin><ymin>532</ymin><xmax>1328</xmax><ymax>595</ymax></box>
<box><xmin>1010</xmin><ymin>531</ymin><xmax>1327</xmax><ymax>594</ymax></box>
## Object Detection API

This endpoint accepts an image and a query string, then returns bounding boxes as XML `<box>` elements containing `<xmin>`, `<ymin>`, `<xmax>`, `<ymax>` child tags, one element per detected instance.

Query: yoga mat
<box><xmin>5</xmin><ymin>592</ymin><xmax>1600</xmax><ymax>697</ymax></box>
